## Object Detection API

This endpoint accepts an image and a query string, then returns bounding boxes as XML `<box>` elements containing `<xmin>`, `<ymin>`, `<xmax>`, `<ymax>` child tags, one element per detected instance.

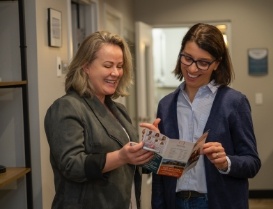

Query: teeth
<box><xmin>188</xmin><ymin>73</ymin><xmax>198</xmax><ymax>78</ymax></box>
<box><xmin>106</xmin><ymin>80</ymin><xmax>116</xmax><ymax>84</ymax></box>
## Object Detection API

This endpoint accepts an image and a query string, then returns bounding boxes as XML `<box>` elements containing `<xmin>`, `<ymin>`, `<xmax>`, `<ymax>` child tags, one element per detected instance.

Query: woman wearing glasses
<box><xmin>150</xmin><ymin>23</ymin><xmax>261</xmax><ymax>209</ymax></box>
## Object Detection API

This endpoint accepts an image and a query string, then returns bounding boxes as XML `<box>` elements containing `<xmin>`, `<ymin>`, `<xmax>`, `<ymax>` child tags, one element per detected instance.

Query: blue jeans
<box><xmin>176</xmin><ymin>195</ymin><xmax>208</xmax><ymax>209</ymax></box>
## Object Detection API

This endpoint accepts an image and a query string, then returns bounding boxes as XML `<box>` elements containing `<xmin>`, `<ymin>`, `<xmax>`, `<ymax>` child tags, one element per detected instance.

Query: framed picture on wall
<box><xmin>248</xmin><ymin>48</ymin><xmax>268</xmax><ymax>75</ymax></box>
<box><xmin>48</xmin><ymin>8</ymin><xmax>62</xmax><ymax>47</ymax></box>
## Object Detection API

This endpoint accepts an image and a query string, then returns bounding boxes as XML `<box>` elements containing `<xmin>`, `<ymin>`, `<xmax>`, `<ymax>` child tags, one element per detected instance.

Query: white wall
<box><xmin>26</xmin><ymin>0</ymin><xmax>69</xmax><ymax>208</ymax></box>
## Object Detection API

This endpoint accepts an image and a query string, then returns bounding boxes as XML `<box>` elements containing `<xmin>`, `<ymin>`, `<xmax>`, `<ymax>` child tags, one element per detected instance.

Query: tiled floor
<box><xmin>249</xmin><ymin>199</ymin><xmax>273</xmax><ymax>209</ymax></box>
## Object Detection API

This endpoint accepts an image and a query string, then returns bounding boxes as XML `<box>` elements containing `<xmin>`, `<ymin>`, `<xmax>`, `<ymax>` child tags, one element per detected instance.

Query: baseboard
<box><xmin>249</xmin><ymin>190</ymin><xmax>273</xmax><ymax>198</ymax></box>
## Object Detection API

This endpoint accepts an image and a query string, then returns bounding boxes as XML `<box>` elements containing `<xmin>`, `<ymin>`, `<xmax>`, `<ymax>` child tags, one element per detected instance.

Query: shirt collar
<box><xmin>207</xmin><ymin>80</ymin><xmax>220</xmax><ymax>94</ymax></box>
<box><xmin>179</xmin><ymin>80</ymin><xmax>219</xmax><ymax>94</ymax></box>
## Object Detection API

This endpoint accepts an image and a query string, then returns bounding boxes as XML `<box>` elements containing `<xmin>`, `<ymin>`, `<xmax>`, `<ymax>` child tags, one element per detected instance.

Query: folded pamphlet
<box><xmin>141</xmin><ymin>129</ymin><xmax>209</xmax><ymax>178</ymax></box>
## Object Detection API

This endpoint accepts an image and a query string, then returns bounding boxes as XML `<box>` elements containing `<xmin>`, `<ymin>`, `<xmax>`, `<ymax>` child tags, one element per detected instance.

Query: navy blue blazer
<box><xmin>152</xmin><ymin>86</ymin><xmax>261</xmax><ymax>209</ymax></box>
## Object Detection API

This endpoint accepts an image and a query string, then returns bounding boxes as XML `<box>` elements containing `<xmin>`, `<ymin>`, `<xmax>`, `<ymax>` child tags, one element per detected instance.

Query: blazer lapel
<box><xmin>163</xmin><ymin>88</ymin><xmax>180</xmax><ymax>139</ymax></box>
<box><xmin>105</xmin><ymin>97</ymin><xmax>138</xmax><ymax>144</ymax></box>
<box><xmin>83</xmin><ymin>96</ymin><xmax>132</xmax><ymax>147</ymax></box>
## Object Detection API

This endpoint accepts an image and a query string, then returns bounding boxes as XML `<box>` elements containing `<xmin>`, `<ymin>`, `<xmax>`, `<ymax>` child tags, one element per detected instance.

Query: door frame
<box><xmin>66</xmin><ymin>0</ymin><xmax>99</xmax><ymax>62</ymax></box>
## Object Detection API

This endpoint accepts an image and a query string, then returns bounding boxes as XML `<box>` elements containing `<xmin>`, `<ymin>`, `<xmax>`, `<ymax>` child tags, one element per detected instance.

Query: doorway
<box><xmin>67</xmin><ymin>0</ymin><xmax>98</xmax><ymax>61</ymax></box>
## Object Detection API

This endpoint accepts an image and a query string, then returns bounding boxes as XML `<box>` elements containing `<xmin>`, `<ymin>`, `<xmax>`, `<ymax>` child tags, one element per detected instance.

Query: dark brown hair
<box><xmin>173</xmin><ymin>23</ymin><xmax>234</xmax><ymax>86</ymax></box>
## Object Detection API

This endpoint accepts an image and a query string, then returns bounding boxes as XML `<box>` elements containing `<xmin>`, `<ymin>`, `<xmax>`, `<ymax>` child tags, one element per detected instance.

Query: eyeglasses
<box><xmin>180</xmin><ymin>54</ymin><xmax>216</xmax><ymax>71</ymax></box>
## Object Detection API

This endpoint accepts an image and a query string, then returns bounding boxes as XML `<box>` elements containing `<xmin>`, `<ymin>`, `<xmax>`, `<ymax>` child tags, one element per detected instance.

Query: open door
<box><xmin>67</xmin><ymin>0</ymin><xmax>99</xmax><ymax>61</ymax></box>
<box><xmin>135</xmin><ymin>21</ymin><xmax>155</xmax><ymax>135</ymax></box>
<box><xmin>135</xmin><ymin>21</ymin><xmax>154</xmax><ymax>209</ymax></box>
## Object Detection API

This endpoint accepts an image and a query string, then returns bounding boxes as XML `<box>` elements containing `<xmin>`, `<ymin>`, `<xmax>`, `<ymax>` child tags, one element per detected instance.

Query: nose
<box><xmin>187</xmin><ymin>62</ymin><xmax>199</xmax><ymax>72</ymax></box>
<box><xmin>111</xmin><ymin>67</ymin><xmax>119</xmax><ymax>76</ymax></box>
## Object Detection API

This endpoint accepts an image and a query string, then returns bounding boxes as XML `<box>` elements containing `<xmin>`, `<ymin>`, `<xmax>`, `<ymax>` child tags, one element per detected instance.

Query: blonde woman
<box><xmin>44</xmin><ymin>31</ymin><xmax>155</xmax><ymax>209</ymax></box>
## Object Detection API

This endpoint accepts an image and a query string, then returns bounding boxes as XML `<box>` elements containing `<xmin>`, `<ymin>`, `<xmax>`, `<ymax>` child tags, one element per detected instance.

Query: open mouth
<box><xmin>187</xmin><ymin>72</ymin><xmax>199</xmax><ymax>78</ymax></box>
<box><xmin>105</xmin><ymin>79</ymin><xmax>117</xmax><ymax>84</ymax></box>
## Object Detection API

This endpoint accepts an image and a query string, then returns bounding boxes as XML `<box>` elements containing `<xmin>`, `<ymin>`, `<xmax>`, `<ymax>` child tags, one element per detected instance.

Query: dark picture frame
<box><xmin>48</xmin><ymin>8</ymin><xmax>62</xmax><ymax>47</ymax></box>
<box><xmin>248</xmin><ymin>48</ymin><xmax>268</xmax><ymax>75</ymax></box>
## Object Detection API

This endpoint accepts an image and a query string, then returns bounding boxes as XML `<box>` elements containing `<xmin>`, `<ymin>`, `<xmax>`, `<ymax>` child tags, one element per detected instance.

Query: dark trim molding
<box><xmin>249</xmin><ymin>190</ymin><xmax>273</xmax><ymax>198</ymax></box>
<box><xmin>18</xmin><ymin>0</ymin><xmax>33</xmax><ymax>208</ymax></box>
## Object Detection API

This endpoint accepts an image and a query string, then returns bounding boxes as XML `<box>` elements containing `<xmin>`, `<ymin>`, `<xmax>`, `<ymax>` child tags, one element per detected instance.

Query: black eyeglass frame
<box><xmin>180</xmin><ymin>53</ymin><xmax>217</xmax><ymax>71</ymax></box>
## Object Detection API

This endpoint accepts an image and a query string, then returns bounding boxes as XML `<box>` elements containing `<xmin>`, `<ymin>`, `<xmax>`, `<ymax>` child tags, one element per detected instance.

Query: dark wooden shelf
<box><xmin>0</xmin><ymin>81</ymin><xmax>27</xmax><ymax>88</ymax></box>
<box><xmin>0</xmin><ymin>167</ymin><xmax>31</xmax><ymax>188</ymax></box>
<box><xmin>0</xmin><ymin>0</ymin><xmax>33</xmax><ymax>207</ymax></box>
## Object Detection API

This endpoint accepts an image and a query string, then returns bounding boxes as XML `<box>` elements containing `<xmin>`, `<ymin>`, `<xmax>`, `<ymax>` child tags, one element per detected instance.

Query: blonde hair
<box><xmin>65</xmin><ymin>31</ymin><xmax>133</xmax><ymax>99</ymax></box>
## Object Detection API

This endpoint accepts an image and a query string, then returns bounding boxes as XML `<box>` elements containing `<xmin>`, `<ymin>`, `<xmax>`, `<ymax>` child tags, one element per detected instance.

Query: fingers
<box><xmin>208</xmin><ymin>150</ymin><xmax>227</xmax><ymax>167</ymax></box>
<box><xmin>202</xmin><ymin>142</ymin><xmax>228</xmax><ymax>170</ymax></box>
<box><xmin>125</xmin><ymin>142</ymin><xmax>155</xmax><ymax>165</ymax></box>
<box><xmin>139</xmin><ymin>118</ymin><xmax>161</xmax><ymax>132</ymax></box>
<box><xmin>202</xmin><ymin>142</ymin><xmax>224</xmax><ymax>155</ymax></box>
<box><xmin>128</xmin><ymin>141</ymin><xmax>144</xmax><ymax>151</ymax></box>
<box><xmin>134</xmin><ymin>151</ymin><xmax>154</xmax><ymax>165</ymax></box>
<box><xmin>152</xmin><ymin>118</ymin><xmax>161</xmax><ymax>128</ymax></box>
<box><xmin>211</xmin><ymin>151</ymin><xmax>225</xmax><ymax>160</ymax></box>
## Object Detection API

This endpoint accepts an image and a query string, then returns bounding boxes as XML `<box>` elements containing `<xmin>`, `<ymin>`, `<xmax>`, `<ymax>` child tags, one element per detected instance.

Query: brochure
<box><xmin>141</xmin><ymin>129</ymin><xmax>209</xmax><ymax>178</ymax></box>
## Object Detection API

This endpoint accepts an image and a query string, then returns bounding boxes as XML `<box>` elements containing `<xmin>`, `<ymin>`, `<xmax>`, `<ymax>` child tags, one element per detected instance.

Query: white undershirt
<box><xmin>121</xmin><ymin>127</ymin><xmax>137</xmax><ymax>209</ymax></box>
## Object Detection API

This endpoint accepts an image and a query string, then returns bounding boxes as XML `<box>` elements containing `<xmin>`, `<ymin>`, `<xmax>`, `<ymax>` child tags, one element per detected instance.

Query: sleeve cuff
<box><xmin>218</xmin><ymin>156</ymin><xmax>231</xmax><ymax>174</ymax></box>
<box><xmin>84</xmin><ymin>153</ymin><xmax>107</xmax><ymax>180</ymax></box>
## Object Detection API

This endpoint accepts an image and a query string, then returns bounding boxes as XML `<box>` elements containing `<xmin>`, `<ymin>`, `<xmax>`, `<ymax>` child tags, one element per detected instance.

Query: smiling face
<box><xmin>83</xmin><ymin>43</ymin><xmax>124</xmax><ymax>103</ymax></box>
<box><xmin>181</xmin><ymin>41</ymin><xmax>220</xmax><ymax>94</ymax></box>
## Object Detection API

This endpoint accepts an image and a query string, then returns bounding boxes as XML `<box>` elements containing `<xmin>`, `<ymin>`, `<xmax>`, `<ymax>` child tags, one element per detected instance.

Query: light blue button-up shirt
<box><xmin>176</xmin><ymin>81</ymin><xmax>218</xmax><ymax>193</ymax></box>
